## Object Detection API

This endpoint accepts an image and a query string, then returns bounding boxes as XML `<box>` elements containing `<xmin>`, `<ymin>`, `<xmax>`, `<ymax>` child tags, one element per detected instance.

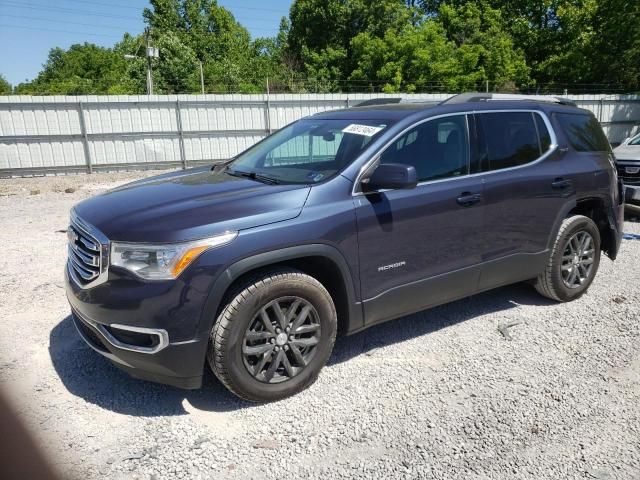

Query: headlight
<box><xmin>110</xmin><ymin>231</ymin><xmax>237</xmax><ymax>280</ymax></box>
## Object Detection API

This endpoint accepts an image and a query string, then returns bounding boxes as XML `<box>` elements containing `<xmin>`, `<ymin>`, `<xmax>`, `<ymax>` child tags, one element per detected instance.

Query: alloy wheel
<box><xmin>242</xmin><ymin>296</ymin><xmax>321</xmax><ymax>384</ymax></box>
<box><xmin>561</xmin><ymin>230</ymin><xmax>596</xmax><ymax>289</ymax></box>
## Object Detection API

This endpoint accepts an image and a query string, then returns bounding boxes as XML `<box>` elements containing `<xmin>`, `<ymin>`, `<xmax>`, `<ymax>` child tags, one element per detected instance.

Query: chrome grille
<box><xmin>67</xmin><ymin>211</ymin><xmax>108</xmax><ymax>288</ymax></box>
<box><xmin>617</xmin><ymin>165</ymin><xmax>640</xmax><ymax>185</ymax></box>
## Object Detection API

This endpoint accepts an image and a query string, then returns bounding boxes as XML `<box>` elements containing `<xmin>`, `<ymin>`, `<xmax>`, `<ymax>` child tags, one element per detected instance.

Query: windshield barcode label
<box><xmin>342</xmin><ymin>124</ymin><xmax>384</xmax><ymax>136</ymax></box>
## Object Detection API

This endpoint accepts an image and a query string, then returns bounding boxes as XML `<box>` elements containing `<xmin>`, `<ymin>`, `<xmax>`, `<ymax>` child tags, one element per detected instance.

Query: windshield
<box><xmin>227</xmin><ymin>119</ymin><xmax>390</xmax><ymax>184</ymax></box>
<box><xmin>629</xmin><ymin>133</ymin><xmax>640</xmax><ymax>146</ymax></box>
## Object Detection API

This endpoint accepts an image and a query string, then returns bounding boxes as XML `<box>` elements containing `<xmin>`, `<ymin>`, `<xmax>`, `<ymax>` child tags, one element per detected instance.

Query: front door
<box><xmin>354</xmin><ymin>114</ymin><xmax>485</xmax><ymax>325</ymax></box>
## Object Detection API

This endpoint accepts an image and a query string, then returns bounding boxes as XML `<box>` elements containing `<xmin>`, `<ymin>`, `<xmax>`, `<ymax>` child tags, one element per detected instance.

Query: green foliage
<box><xmin>15</xmin><ymin>42</ymin><xmax>132</xmax><ymax>95</ymax></box>
<box><xmin>11</xmin><ymin>0</ymin><xmax>640</xmax><ymax>95</ymax></box>
<box><xmin>0</xmin><ymin>74</ymin><xmax>11</xmax><ymax>95</ymax></box>
<box><xmin>589</xmin><ymin>0</ymin><xmax>640</xmax><ymax>90</ymax></box>
<box><xmin>143</xmin><ymin>0</ymin><xmax>280</xmax><ymax>93</ymax></box>
<box><xmin>336</xmin><ymin>1</ymin><xmax>530</xmax><ymax>92</ymax></box>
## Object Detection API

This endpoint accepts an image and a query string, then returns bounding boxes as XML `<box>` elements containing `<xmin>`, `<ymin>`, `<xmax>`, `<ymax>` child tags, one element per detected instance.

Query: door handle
<box><xmin>551</xmin><ymin>178</ymin><xmax>572</xmax><ymax>189</ymax></box>
<box><xmin>457</xmin><ymin>192</ymin><xmax>482</xmax><ymax>206</ymax></box>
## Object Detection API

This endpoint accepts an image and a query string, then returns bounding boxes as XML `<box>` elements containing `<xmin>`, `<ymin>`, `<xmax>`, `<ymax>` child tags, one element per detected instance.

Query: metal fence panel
<box><xmin>0</xmin><ymin>93</ymin><xmax>639</xmax><ymax>176</ymax></box>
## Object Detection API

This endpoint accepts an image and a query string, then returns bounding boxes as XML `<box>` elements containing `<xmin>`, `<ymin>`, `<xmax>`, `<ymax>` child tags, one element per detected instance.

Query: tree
<box><xmin>589</xmin><ymin>0</ymin><xmax>640</xmax><ymax>90</ymax></box>
<box><xmin>347</xmin><ymin>2</ymin><xmax>529</xmax><ymax>92</ymax></box>
<box><xmin>143</xmin><ymin>0</ymin><xmax>264</xmax><ymax>92</ymax></box>
<box><xmin>286</xmin><ymin>0</ymin><xmax>415</xmax><ymax>88</ymax></box>
<box><xmin>15</xmin><ymin>42</ymin><xmax>132</xmax><ymax>95</ymax></box>
<box><xmin>438</xmin><ymin>1</ymin><xmax>530</xmax><ymax>90</ymax></box>
<box><xmin>349</xmin><ymin>22</ymin><xmax>458</xmax><ymax>92</ymax></box>
<box><xmin>0</xmin><ymin>74</ymin><xmax>11</xmax><ymax>95</ymax></box>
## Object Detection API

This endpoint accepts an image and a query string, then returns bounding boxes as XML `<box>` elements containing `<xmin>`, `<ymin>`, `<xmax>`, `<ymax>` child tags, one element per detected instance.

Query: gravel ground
<box><xmin>0</xmin><ymin>171</ymin><xmax>639</xmax><ymax>480</ymax></box>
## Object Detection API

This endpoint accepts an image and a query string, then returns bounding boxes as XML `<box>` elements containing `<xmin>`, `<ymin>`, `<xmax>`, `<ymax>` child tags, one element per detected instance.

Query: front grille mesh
<box><xmin>68</xmin><ymin>222</ymin><xmax>101</xmax><ymax>284</ymax></box>
<box><xmin>618</xmin><ymin>166</ymin><xmax>640</xmax><ymax>185</ymax></box>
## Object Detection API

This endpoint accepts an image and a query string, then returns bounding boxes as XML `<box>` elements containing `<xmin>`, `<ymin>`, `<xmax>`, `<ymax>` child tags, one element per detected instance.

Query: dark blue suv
<box><xmin>65</xmin><ymin>94</ymin><xmax>625</xmax><ymax>402</ymax></box>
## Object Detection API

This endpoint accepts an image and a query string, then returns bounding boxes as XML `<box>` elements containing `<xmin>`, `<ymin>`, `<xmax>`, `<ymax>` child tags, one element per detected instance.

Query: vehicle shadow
<box><xmin>50</xmin><ymin>282</ymin><xmax>552</xmax><ymax>416</ymax></box>
<box><xmin>330</xmin><ymin>282</ymin><xmax>551</xmax><ymax>366</ymax></box>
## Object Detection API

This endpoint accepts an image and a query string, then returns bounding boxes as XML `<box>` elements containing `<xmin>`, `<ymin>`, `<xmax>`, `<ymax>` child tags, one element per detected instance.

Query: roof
<box><xmin>311</xmin><ymin>102</ymin><xmax>437</xmax><ymax>121</ymax></box>
<box><xmin>311</xmin><ymin>95</ymin><xmax>588</xmax><ymax>122</ymax></box>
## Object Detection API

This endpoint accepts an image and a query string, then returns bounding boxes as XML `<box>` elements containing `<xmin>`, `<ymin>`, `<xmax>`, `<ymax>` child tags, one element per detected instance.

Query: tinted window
<box><xmin>380</xmin><ymin>115</ymin><xmax>469</xmax><ymax>182</ymax></box>
<box><xmin>476</xmin><ymin>112</ymin><xmax>540</xmax><ymax>171</ymax></box>
<box><xmin>556</xmin><ymin>113</ymin><xmax>610</xmax><ymax>152</ymax></box>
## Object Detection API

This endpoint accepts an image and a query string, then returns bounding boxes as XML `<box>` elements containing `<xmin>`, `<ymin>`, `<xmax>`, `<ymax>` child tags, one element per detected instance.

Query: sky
<box><xmin>0</xmin><ymin>0</ymin><xmax>292</xmax><ymax>85</ymax></box>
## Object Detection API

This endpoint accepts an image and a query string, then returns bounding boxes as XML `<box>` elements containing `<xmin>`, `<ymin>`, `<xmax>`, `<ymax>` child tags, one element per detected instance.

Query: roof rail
<box><xmin>355</xmin><ymin>98</ymin><xmax>403</xmax><ymax>107</ymax></box>
<box><xmin>354</xmin><ymin>98</ymin><xmax>440</xmax><ymax>107</ymax></box>
<box><xmin>440</xmin><ymin>93</ymin><xmax>577</xmax><ymax>107</ymax></box>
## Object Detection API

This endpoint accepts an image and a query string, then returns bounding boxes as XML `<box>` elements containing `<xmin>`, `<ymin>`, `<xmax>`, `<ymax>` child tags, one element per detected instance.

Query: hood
<box><xmin>613</xmin><ymin>145</ymin><xmax>640</xmax><ymax>162</ymax></box>
<box><xmin>73</xmin><ymin>166</ymin><xmax>311</xmax><ymax>242</ymax></box>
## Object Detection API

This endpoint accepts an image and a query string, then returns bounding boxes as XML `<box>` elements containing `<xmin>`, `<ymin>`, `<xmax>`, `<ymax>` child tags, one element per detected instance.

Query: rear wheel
<box><xmin>535</xmin><ymin>215</ymin><xmax>601</xmax><ymax>302</ymax></box>
<box><xmin>208</xmin><ymin>269</ymin><xmax>337</xmax><ymax>402</ymax></box>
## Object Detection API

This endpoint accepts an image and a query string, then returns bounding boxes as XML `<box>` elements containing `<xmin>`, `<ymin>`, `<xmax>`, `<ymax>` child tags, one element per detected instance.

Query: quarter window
<box><xmin>556</xmin><ymin>113</ymin><xmax>611</xmax><ymax>152</ymax></box>
<box><xmin>535</xmin><ymin>114</ymin><xmax>552</xmax><ymax>152</ymax></box>
<box><xmin>380</xmin><ymin>115</ymin><xmax>470</xmax><ymax>182</ymax></box>
<box><xmin>476</xmin><ymin>112</ymin><xmax>543</xmax><ymax>171</ymax></box>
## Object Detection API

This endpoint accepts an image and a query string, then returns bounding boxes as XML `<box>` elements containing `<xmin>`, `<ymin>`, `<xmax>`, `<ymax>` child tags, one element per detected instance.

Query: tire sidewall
<box><xmin>550</xmin><ymin>217</ymin><xmax>601</xmax><ymax>301</ymax></box>
<box><xmin>219</xmin><ymin>274</ymin><xmax>336</xmax><ymax>402</ymax></box>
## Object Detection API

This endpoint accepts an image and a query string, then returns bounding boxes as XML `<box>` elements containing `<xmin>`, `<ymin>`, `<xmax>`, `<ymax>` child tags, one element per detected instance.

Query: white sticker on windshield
<box><xmin>342</xmin><ymin>124</ymin><xmax>384</xmax><ymax>137</ymax></box>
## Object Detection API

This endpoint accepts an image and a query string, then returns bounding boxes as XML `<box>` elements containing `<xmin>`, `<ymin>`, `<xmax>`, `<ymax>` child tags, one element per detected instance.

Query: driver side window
<box><xmin>380</xmin><ymin>115</ymin><xmax>470</xmax><ymax>182</ymax></box>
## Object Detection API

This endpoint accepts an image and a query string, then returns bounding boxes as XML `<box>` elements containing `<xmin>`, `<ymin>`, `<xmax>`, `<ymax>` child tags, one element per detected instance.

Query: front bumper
<box><xmin>625</xmin><ymin>184</ymin><xmax>640</xmax><ymax>206</ymax></box>
<box><xmin>65</xmin><ymin>264</ymin><xmax>211</xmax><ymax>389</ymax></box>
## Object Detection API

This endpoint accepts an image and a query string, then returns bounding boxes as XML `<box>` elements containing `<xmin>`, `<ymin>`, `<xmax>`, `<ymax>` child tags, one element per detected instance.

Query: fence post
<box><xmin>265</xmin><ymin>77</ymin><xmax>272</xmax><ymax>134</ymax></box>
<box><xmin>175</xmin><ymin>100</ymin><xmax>187</xmax><ymax>169</ymax></box>
<box><xmin>598</xmin><ymin>97</ymin><xmax>604</xmax><ymax>123</ymax></box>
<box><xmin>78</xmin><ymin>101</ymin><xmax>93</xmax><ymax>174</ymax></box>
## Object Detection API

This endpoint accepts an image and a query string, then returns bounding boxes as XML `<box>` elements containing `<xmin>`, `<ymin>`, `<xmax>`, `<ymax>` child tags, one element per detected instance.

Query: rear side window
<box><xmin>556</xmin><ymin>113</ymin><xmax>610</xmax><ymax>152</ymax></box>
<box><xmin>475</xmin><ymin>112</ymin><xmax>543</xmax><ymax>171</ymax></box>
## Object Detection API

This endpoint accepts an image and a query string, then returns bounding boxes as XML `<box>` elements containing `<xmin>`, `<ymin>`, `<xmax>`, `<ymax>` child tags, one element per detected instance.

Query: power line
<box><xmin>0</xmin><ymin>2</ymin><xmax>281</xmax><ymax>32</ymax></box>
<box><xmin>0</xmin><ymin>13</ymin><xmax>275</xmax><ymax>33</ymax></box>
<box><xmin>0</xmin><ymin>1</ymin><xmax>285</xmax><ymax>24</ymax></box>
<box><xmin>0</xmin><ymin>14</ymin><xmax>143</xmax><ymax>31</ymax></box>
<box><xmin>0</xmin><ymin>1</ymin><xmax>141</xmax><ymax>21</ymax></box>
<box><xmin>59</xmin><ymin>0</ymin><xmax>288</xmax><ymax>14</ymax></box>
<box><xmin>0</xmin><ymin>23</ymin><xmax>124</xmax><ymax>38</ymax></box>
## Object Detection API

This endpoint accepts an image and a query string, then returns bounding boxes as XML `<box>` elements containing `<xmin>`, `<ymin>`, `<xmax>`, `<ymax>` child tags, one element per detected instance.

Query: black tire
<box><xmin>207</xmin><ymin>268</ymin><xmax>337</xmax><ymax>402</ymax></box>
<box><xmin>535</xmin><ymin>215</ymin><xmax>601</xmax><ymax>302</ymax></box>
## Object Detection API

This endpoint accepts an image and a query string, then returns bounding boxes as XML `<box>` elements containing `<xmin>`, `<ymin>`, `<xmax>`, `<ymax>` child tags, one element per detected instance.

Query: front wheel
<box><xmin>207</xmin><ymin>269</ymin><xmax>337</xmax><ymax>402</ymax></box>
<box><xmin>535</xmin><ymin>215</ymin><xmax>601</xmax><ymax>302</ymax></box>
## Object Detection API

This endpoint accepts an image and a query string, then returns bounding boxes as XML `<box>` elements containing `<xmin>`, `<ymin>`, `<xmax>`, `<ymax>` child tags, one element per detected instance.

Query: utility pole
<box><xmin>199</xmin><ymin>61</ymin><xmax>205</xmax><ymax>94</ymax></box>
<box><xmin>144</xmin><ymin>28</ymin><xmax>159</xmax><ymax>95</ymax></box>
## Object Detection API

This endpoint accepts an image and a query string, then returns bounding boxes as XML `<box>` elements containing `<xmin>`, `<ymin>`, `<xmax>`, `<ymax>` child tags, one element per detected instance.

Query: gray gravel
<box><xmin>0</xmin><ymin>171</ymin><xmax>639</xmax><ymax>480</ymax></box>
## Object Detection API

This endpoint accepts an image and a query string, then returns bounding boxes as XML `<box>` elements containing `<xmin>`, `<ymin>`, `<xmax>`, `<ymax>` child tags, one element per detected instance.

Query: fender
<box><xmin>546</xmin><ymin>193</ymin><xmax>622</xmax><ymax>260</ymax></box>
<box><xmin>546</xmin><ymin>198</ymin><xmax>578</xmax><ymax>251</ymax></box>
<box><xmin>197</xmin><ymin>243</ymin><xmax>364</xmax><ymax>338</ymax></box>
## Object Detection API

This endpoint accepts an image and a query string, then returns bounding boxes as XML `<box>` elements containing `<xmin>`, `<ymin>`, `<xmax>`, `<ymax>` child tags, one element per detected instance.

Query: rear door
<box><xmin>475</xmin><ymin>110</ymin><xmax>571</xmax><ymax>288</ymax></box>
<box><xmin>354</xmin><ymin>114</ymin><xmax>486</xmax><ymax>325</ymax></box>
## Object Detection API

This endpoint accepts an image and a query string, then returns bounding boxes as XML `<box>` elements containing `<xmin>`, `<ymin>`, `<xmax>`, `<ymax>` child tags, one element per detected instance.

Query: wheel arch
<box><xmin>198</xmin><ymin>244</ymin><xmax>363</xmax><ymax>339</ymax></box>
<box><xmin>567</xmin><ymin>196</ymin><xmax>618</xmax><ymax>259</ymax></box>
<box><xmin>547</xmin><ymin>195</ymin><xmax>619</xmax><ymax>259</ymax></box>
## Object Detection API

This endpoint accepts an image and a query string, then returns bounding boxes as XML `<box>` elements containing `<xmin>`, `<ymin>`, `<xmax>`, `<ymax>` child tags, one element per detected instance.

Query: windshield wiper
<box><xmin>225</xmin><ymin>168</ymin><xmax>280</xmax><ymax>185</ymax></box>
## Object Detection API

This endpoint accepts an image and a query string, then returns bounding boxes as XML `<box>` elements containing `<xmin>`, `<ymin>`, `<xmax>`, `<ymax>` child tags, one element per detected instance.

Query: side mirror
<box><xmin>364</xmin><ymin>163</ymin><xmax>418</xmax><ymax>191</ymax></box>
